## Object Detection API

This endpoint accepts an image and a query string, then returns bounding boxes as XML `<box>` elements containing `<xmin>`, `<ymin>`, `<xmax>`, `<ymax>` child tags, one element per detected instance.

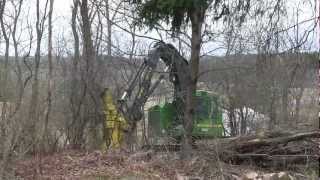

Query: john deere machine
<box><xmin>117</xmin><ymin>41</ymin><xmax>223</xmax><ymax>148</ymax></box>
<box><xmin>147</xmin><ymin>91</ymin><xmax>223</xmax><ymax>145</ymax></box>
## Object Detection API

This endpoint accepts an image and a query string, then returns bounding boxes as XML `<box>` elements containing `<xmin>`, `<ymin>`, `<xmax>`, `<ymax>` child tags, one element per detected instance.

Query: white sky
<box><xmin>0</xmin><ymin>0</ymin><xmax>318</xmax><ymax>57</ymax></box>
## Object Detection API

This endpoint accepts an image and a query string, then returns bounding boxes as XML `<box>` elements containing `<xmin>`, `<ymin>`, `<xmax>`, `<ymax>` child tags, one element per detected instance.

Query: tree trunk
<box><xmin>240</xmin><ymin>107</ymin><xmax>248</xmax><ymax>135</ymax></box>
<box><xmin>0</xmin><ymin>0</ymin><xmax>9</xmax><ymax>128</ymax></box>
<box><xmin>228</xmin><ymin>105</ymin><xmax>237</xmax><ymax>136</ymax></box>
<box><xmin>181</xmin><ymin>8</ymin><xmax>204</xmax><ymax>158</ymax></box>
<box><xmin>105</xmin><ymin>0</ymin><xmax>112</xmax><ymax>56</ymax></box>
<box><xmin>80</xmin><ymin>0</ymin><xmax>101</xmax><ymax>150</ymax></box>
<box><xmin>293</xmin><ymin>88</ymin><xmax>304</xmax><ymax>127</ymax></box>
<box><xmin>43</xmin><ymin>0</ymin><xmax>54</xmax><ymax>153</ymax></box>
<box><xmin>28</xmin><ymin>0</ymin><xmax>44</xmax><ymax>151</ymax></box>
<box><xmin>268</xmin><ymin>91</ymin><xmax>277</xmax><ymax>130</ymax></box>
<box><xmin>12</xmin><ymin>0</ymin><xmax>24</xmax><ymax>113</ymax></box>
<box><xmin>0</xmin><ymin>0</ymin><xmax>11</xmax><ymax>176</ymax></box>
<box><xmin>69</xmin><ymin>0</ymin><xmax>83</xmax><ymax>148</ymax></box>
<box><xmin>281</xmin><ymin>87</ymin><xmax>289</xmax><ymax>126</ymax></box>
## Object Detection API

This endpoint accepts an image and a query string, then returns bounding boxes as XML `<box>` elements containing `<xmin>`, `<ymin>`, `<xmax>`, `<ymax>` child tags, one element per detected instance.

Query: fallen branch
<box><xmin>216</xmin><ymin>131</ymin><xmax>320</xmax><ymax>167</ymax></box>
<box><xmin>228</xmin><ymin>131</ymin><xmax>320</xmax><ymax>153</ymax></box>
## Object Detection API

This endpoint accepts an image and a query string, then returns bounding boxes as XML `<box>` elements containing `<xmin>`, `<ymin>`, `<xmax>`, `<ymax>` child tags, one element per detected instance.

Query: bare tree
<box><xmin>0</xmin><ymin>0</ymin><xmax>10</xmax><ymax>134</ymax></box>
<box><xmin>80</xmin><ymin>0</ymin><xmax>100</xmax><ymax>149</ymax></box>
<box><xmin>0</xmin><ymin>1</ymin><xmax>11</xmax><ymax>177</ymax></box>
<box><xmin>11</xmin><ymin>0</ymin><xmax>24</xmax><ymax>111</ymax></box>
<box><xmin>105</xmin><ymin>0</ymin><xmax>111</xmax><ymax>56</ymax></box>
<box><xmin>0</xmin><ymin>0</ymin><xmax>30</xmax><ymax>177</ymax></box>
<box><xmin>42</xmin><ymin>0</ymin><xmax>54</xmax><ymax>152</ymax></box>
<box><xmin>68</xmin><ymin>0</ymin><xmax>84</xmax><ymax>148</ymax></box>
<box><xmin>28</xmin><ymin>0</ymin><xmax>50</xmax><ymax>151</ymax></box>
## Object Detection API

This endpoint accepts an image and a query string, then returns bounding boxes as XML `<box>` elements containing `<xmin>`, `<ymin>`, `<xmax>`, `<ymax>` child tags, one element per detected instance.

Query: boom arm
<box><xmin>117</xmin><ymin>42</ymin><xmax>191</xmax><ymax>129</ymax></box>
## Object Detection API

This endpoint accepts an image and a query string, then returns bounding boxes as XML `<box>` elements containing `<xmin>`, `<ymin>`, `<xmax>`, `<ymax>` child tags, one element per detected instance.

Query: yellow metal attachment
<box><xmin>102</xmin><ymin>89</ymin><xmax>128</xmax><ymax>149</ymax></box>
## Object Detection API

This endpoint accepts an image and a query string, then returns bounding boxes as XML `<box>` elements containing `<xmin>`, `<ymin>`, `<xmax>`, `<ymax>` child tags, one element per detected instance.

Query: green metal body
<box><xmin>147</xmin><ymin>91</ymin><xmax>223</xmax><ymax>142</ymax></box>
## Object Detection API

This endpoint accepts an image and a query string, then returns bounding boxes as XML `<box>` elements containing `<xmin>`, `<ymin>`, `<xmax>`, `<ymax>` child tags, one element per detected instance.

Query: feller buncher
<box><xmin>102</xmin><ymin>42</ymin><xmax>223</xmax><ymax>149</ymax></box>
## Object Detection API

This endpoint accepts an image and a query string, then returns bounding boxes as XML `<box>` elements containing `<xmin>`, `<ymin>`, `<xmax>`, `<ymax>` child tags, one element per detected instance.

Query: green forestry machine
<box><xmin>148</xmin><ymin>91</ymin><xmax>223</xmax><ymax>145</ymax></box>
<box><xmin>117</xmin><ymin>42</ymin><xmax>224</xmax><ymax>147</ymax></box>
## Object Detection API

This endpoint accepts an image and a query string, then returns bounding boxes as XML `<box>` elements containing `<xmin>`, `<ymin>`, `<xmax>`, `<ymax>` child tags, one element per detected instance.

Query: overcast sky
<box><xmin>53</xmin><ymin>0</ymin><xmax>318</xmax><ymax>55</ymax></box>
<box><xmin>0</xmin><ymin>0</ymin><xmax>318</xmax><ymax>57</ymax></box>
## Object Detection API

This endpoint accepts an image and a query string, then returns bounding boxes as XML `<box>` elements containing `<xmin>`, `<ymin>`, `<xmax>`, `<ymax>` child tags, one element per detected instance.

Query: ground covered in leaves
<box><xmin>14</xmin><ymin>149</ymin><xmax>191</xmax><ymax>179</ymax></box>
<box><xmin>12</xmin><ymin>147</ymin><xmax>318</xmax><ymax>180</ymax></box>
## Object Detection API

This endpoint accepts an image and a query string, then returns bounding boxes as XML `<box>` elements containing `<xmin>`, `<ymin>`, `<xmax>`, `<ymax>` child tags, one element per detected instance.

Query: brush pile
<box><xmin>216</xmin><ymin>130</ymin><xmax>320</xmax><ymax>167</ymax></box>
